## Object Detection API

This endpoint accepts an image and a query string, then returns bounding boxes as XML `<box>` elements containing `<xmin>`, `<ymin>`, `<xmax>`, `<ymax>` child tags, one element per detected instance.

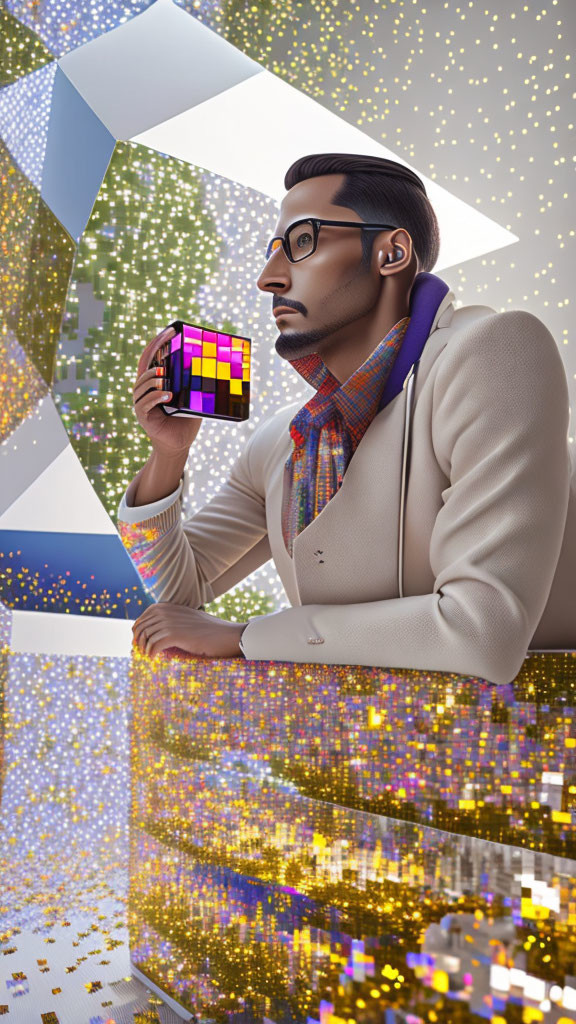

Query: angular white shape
<box><xmin>0</xmin><ymin>395</ymin><xmax>69</xmax><ymax>517</ymax></box>
<box><xmin>524</xmin><ymin>975</ymin><xmax>546</xmax><ymax>1003</ymax></box>
<box><xmin>0</xmin><ymin>444</ymin><xmax>116</xmax><ymax>534</ymax></box>
<box><xmin>10</xmin><ymin>609</ymin><xmax>133</xmax><ymax>657</ymax></box>
<box><xmin>58</xmin><ymin>0</ymin><xmax>261</xmax><ymax>140</ymax></box>
<box><xmin>509</xmin><ymin>968</ymin><xmax>526</xmax><ymax>989</ymax></box>
<box><xmin>133</xmin><ymin>69</ymin><xmax>519</xmax><ymax>272</ymax></box>
<box><xmin>490</xmin><ymin>965</ymin><xmax>510</xmax><ymax>992</ymax></box>
<box><xmin>542</xmin><ymin>770</ymin><xmax>563</xmax><ymax>786</ymax></box>
<box><xmin>564</xmin><ymin>985</ymin><xmax>576</xmax><ymax>1011</ymax></box>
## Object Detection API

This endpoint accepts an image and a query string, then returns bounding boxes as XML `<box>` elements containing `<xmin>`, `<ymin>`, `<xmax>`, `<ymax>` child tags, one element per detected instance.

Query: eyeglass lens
<box><xmin>287</xmin><ymin>221</ymin><xmax>315</xmax><ymax>261</ymax></box>
<box><xmin>266</xmin><ymin>220</ymin><xmax>316</xmax><ymax>262</ymax></box>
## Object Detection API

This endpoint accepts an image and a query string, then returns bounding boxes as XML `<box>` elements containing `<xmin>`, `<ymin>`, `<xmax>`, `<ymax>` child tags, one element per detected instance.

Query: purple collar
<box><xmin>377</xmin><ymin>271</ymin><xmax>450</xmax><ymax>412</ymax></box>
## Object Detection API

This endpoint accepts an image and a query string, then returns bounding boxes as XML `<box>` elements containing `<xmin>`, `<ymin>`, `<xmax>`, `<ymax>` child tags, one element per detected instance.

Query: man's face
<box><xmin>256</xmin><ymin>174</ymin><xmax>392</xmax><ymax>361</ymax></box>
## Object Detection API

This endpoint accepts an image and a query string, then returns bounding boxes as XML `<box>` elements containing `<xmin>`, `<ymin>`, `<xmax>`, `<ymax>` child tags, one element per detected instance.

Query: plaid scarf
<box><xmin>281</xmin><ymin>316</ymin><xmax>410</xmax><ymax>557</ymax></box>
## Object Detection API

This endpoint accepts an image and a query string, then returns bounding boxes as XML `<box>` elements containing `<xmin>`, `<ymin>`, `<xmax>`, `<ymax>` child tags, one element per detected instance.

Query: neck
<box><xmin>316</xmin><ymin>284</ymin><xmax>413</xmax><ymax>384</ymax></box>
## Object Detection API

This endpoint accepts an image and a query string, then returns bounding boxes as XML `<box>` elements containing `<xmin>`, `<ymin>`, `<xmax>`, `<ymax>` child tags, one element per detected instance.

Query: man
<box><xmin>118</xmin><ymin>153</ymin><xmax>575</xmax><ymax>685</ymax></box>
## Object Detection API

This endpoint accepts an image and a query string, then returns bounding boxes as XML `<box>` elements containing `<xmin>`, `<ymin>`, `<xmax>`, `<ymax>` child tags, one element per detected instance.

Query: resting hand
<box><xmin>132</xmin><ymin>603</ymin><xmax>247</xmax><ymax>659</ymax></box>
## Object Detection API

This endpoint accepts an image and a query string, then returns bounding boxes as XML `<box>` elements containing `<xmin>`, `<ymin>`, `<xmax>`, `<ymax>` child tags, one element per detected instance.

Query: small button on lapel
<box><xmin>307</xmin><ymin>636</ymin><xmax>325</xmax><ymax>645</ymax></box>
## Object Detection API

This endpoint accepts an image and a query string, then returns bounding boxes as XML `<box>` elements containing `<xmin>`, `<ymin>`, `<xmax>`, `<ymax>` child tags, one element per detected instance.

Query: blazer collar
<box><xmin>377</xmin><ymin>271</ymin><xmax>451</xmax><ymax>411</ymax></box>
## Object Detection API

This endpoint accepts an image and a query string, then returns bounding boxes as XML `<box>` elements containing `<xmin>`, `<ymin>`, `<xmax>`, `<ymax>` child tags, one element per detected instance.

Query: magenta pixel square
<box><xmin>183</xmin><ymin>325</ymin><xmax>202</xmax><ymax>341</ymax></box>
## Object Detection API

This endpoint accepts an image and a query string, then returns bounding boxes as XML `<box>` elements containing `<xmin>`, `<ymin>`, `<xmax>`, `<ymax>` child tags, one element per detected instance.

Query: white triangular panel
<box><xmin>0</xmin><ymin>444</ymin><xmax>116</xmax><ymax>534</ymax></box>
<box><xmin>133</xmin><ymin>70</ymin><xmax>518</xmax><ymax>272</ymax></box>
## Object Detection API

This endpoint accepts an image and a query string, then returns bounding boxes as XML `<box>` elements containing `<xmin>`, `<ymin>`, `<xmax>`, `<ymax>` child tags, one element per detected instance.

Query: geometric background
<box><xmin>1</xmin><ymin>0</ymin><xmax>574</xmax><ymax>656</ymax></box>
<box><xmin>1</xmin><ymin>6</ymin><xmax>576</xmax><ymax>1024</ymax></box>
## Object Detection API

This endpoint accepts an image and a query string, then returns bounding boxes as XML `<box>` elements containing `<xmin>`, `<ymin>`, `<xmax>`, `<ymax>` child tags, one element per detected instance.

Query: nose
<box><xmin>256</xmin><ymin>246</ymin><xmax>292</xmax><ymax>295</ymax></box>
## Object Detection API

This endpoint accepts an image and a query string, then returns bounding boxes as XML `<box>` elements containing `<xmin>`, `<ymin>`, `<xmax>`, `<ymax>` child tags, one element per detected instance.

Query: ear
<box><xmin>378</xmin><ymin>229</ymin><xmax>413</xmax><ymax>274</ymax></box>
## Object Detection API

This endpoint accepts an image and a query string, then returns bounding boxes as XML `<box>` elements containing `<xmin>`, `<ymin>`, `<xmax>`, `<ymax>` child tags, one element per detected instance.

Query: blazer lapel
<box><xmin>288</xmin><ymin>386</ymin><xmax>408</xmax><ymax>605</ymax></box>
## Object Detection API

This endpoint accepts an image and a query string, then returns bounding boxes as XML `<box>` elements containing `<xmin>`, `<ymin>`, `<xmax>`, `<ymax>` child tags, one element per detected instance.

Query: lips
<box><xmin>274</xmin><ymin>308</ymin><xmax>298</xmax><ymax>318</ymax></box>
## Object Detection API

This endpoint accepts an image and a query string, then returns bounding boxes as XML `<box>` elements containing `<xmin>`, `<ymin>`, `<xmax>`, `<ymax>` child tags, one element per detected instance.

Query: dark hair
<box><xmin>284</xmin><ymin>152</ymin><xmax>440</xmax><ymax>273</ymax></box>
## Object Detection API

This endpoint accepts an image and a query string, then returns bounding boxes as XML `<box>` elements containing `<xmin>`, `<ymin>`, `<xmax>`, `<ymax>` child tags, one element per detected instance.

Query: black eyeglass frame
<box><xmin>265</xmin><ymin>217</ymin><xmax>400</xmax><ymax>264</ymax></box>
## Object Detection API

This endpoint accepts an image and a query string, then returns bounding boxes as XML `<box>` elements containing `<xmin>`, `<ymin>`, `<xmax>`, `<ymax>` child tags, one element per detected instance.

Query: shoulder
<box><xmin>431</xmin><ymin>307</ymin><xmax>569</xmax><ymax>462</ymax></box>
<box><xmin>442</xmin><ymin>306</ymin><xmax>557</xmax><ymax>352</ymax></box>
<box><xmin>434</xmin><ymin>307</ymin><xmax>565</xmax><ymax>390</ymax></box>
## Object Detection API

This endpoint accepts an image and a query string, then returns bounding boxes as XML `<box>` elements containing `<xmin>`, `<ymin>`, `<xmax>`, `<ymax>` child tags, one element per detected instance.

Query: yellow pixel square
<box><xmin>203</xmin><ymin>341</ymin><xmax>217</xmax><ymax>358</ymax></box>
<box><xmin>229</xmin><ymin>378</ymin><xmax>242</xmax><ymax>394</ymax></box>
<box><xmin>232</xmin><ymin>338</ymin><xmax>243</xmax><ymax>350</ymax></box>
<box><xmin>202</xmin><ymin>358</ymin><xmax>216</xmax><ymax>377</ymax></box>
<box><xmin>192</xmin><ymin>357</ymin><xmax>202</xmax><ymax>375</ymax></box>
<box><xmin>217</xmin><ymin>362</ymin><xmax>230</xmax><ymax>380</ymax></box>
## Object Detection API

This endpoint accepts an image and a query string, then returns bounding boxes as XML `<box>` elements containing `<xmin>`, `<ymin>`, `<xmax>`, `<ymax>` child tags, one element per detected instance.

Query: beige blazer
<box><xmin>120</xmin><ymin>289</ymin><xmax>575</xmax><ymax>685</ymax></box>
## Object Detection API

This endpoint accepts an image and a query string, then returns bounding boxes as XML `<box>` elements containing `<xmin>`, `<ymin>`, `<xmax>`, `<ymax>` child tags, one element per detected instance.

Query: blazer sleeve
<box><xmin>117</xmin><ymin>419</ymin><xmax>273</xmax><ymax>609</ymax></box>
<box><xmin>239</xmin><ymin>310</ymin><xmax>572</xmax><ymax>685</ymax></box>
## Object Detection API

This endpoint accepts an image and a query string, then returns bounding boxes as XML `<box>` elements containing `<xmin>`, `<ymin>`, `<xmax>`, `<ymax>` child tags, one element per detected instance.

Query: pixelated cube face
<box><xmin>163</xmin><ymin>322</ymin><xmax>251</xmax><ymax>421</ymax></box>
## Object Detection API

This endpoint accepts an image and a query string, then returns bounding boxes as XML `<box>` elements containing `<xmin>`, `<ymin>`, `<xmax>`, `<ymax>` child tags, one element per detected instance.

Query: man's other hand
<box><xmin>132</xmin><ymin>603</ymin><xmax>247</xmax><ymax>658</ymax></box>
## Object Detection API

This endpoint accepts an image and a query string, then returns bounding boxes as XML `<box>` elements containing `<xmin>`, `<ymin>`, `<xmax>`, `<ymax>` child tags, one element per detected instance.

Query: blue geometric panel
<box><xmin>0</xmin><ymin>530</ymin><xmax>153</xmax><ymax>617</ymax></box>
<box><xmin>41</xmin><ymin>67</ymin><xmax>115</xmax><ymax>241</ymax></box>
<box><xmin>0</xmin><ymin>61</ymin><xmax>57</xmax><ymax>191</ymax></box>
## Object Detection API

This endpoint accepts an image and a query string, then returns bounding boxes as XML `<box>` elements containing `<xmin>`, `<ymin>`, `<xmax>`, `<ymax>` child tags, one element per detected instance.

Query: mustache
<box><xmin>272</xmin><ymin>299</ymin><xmax>307</xmax><ymax>315</ymax></box>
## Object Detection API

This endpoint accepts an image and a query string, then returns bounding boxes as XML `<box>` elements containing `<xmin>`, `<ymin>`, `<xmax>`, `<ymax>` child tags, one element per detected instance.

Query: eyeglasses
<box><xmin>265</xmin><ymin>217</ymin><xmax>399</xmax><ymax>264</ymax></box>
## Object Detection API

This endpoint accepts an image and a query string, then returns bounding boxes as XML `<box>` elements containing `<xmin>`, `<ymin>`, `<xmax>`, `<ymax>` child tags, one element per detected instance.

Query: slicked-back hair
<box><xmin>284</xmin><ymin>153</ymin><xmax>440</xmax><ymax>273</ymax></box>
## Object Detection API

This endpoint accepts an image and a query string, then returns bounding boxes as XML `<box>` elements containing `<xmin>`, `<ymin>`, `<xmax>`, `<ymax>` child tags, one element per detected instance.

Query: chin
<box><xmin>274</xmin><ymin>326</ymin><xmax>328</xmax><ymax>361</ymax></box>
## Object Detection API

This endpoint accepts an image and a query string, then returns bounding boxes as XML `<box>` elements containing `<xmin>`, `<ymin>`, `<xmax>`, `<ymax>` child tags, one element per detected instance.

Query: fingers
<box><xmin>132</xmin><ymin>611</ymin><xmax>157</xmax><ymax>650</ymax></box>
<box><xmin>133</xmin><ymin>369</ymin><xmax>172</xmax><ymax>416</ymax></box>
<box><xmin>137</xmin><ymin>325</ymin><xmax>177</xmax><ymax>379</ymax></box>
<box><xmin>133</xmin><ymin>366</ymin><xmax>165</xmax><ymax>393</ymax></box>
<box><xmin>145</xmin><ymin>628</ymin><xmax>171</xmax><ymax>658</ymax></box>
<box><xmin>136</xmin><ymin>390</ymin><xmax>172</xmax><ymax>416</ymax></box>
<box><xmin>132</xmin><ymin>608</ymin><xmax>154</xmax><ymax>650</ymax></box>
<box><xmin>131</xmin><ymin>604</ymin><xmax>211</xmax><ymax>657</ymax></box>
<box><xmin>132</xmin><ymin>605</ymin><xmax>171</xmax><ymax>654</ymax></box>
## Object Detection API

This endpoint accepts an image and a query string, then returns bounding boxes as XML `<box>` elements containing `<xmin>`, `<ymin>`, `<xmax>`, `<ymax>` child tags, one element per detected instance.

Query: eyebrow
<box><xmin>273</xmin><ymin>217</ymin><xmax>316</xmax><ymax>233</ymax></box>
<box><xmin>274</xmin><ymin>215</ymin><xmax>365</xmax><ymax>233</ymax></box>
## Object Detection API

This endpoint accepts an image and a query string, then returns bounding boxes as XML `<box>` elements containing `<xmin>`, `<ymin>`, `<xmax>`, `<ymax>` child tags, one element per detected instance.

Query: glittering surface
<box><xmin>0</xmin><ymin>139</ymin><xmax>76</xmax><ymax>387</ymax></box>
<box><xmin>3</xmin><ymin>0</ymin><xmax>157</xmax><ymax>59</ymax></box>
<box><xmin>0</xmin><ymin>61</ymin><xmax>56</xmax><ymax>192</ymax></box>
<box><xmin>0</xmin><ymin>644</ymin><xmax>188</xmax><ymax>1022</ymax></box>
<box><xmin>0</xmin><ymin>329</ymin><xmax>49</xmax><ymax>444</ymax></box>
<box><xmin>128</xmin><ymin>649</ymin><xmax>576</xmax><ymax>1021</ymax></box>
<box><xmin>132</xmin><ymin>652</ymin><xmax>576</xmax><ymax>859</ymax></box>
<box><xmin>1</xmin><ymin>641</ymin><xmax>576</xmax><ymax>1021</ymax></box>
<box><xmin>0</xmin><ymin>7</ymin><xmax>55</xmax><ymax>87</ymax></box>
